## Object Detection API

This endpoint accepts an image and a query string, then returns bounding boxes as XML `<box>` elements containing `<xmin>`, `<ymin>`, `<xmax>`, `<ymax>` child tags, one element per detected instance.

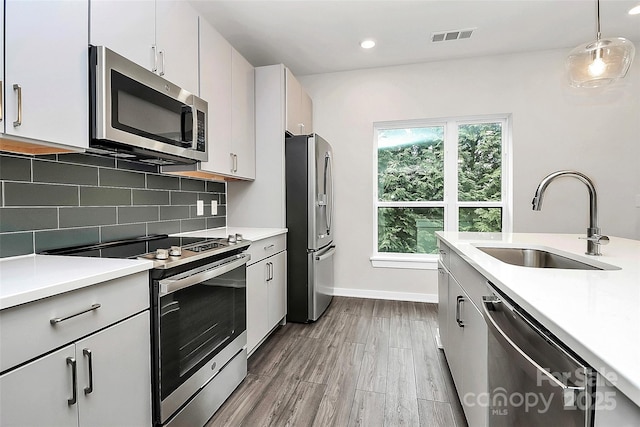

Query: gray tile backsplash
<box><xmin>33</xmin><ymin>160</ymin><xmax>98</xmax><ymax>186</ymax></box>
<box><xmin>5</xmin><ymin>182</ymin><xmax>79</xmax><ymax>206</ymax></box>
<box><xmin>0</xmin><ymin>153</ymin><xmax>226</xmax><ymax>258</ymax></box>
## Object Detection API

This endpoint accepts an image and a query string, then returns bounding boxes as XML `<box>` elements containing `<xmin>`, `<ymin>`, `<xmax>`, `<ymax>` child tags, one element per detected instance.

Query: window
<box><xmin>373</xmin><ymin>115</ymin><xmax>511</xmax><ymax>268</ymax></box>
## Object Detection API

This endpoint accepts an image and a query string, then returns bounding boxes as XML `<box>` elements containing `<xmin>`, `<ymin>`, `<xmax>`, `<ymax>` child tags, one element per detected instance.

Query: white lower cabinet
<box><xmin>246</xmin><ymin>234</ymin><xmax>287</xmax><ymax>355</ymax></box>
<box><xmin>0</xmin><ymin>272</ymin><xmax>152</xmax><ymax>427</ymax></box>
<box><xmin>439</xmin><ymin>240</ymin><xmax>488</xmax><ymax>427</ymax></box>
<box><xmin>0</xmin><ymin>312</ymin><xmax>151</xmax><ymax>427</ymax></box>
<box><xmin>0</xmin><ymin>345</ymin><xmax>77</xmax><ymax>426</ymax></box>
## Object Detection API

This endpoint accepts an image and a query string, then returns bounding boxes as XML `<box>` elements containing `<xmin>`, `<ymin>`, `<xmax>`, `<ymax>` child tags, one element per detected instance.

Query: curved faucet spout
<box><xmin>532</xmin><ymin>170</ymin><xmax>606</xmax><ymax>256</ymax></box>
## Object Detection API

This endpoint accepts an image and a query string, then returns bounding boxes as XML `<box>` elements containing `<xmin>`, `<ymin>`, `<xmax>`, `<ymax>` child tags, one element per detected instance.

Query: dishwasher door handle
<box><xmin>482</xmin><ymin>296</ymin><xmax>585</xmax><ymax>402</ymax></box>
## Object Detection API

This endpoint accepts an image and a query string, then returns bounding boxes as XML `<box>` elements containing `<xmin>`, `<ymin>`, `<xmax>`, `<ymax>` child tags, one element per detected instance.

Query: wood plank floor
<box><xmin>207</xmin><ymin>297</ymin><xmax>467</xmax><ymax>427</ymax></box>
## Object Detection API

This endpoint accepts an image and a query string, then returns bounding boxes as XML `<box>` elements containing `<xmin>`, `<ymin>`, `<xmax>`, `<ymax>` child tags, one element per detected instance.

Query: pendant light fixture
<box><xmin>566</xmin><ymin>0</ymin><xmax>635</xmax><ymax>88</ymax></box>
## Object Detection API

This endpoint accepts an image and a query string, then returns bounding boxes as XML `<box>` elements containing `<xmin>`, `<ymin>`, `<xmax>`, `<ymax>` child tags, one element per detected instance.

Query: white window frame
<box><xmin>371</xmin><ymin>114</ymin><xmax>512</xmax><ymax>270</ymax></box>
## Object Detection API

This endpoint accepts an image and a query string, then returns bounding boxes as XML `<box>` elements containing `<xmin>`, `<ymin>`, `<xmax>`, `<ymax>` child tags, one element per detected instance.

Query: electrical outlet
<box><xmin>196</xmin><ymin>200</ymin><xmax>204</xmax><ymax>216</ymax></box>
<box><xmin>211</xmin><ymin>200</ymin><xmax>218</xmax><ymax>215</ymax></box>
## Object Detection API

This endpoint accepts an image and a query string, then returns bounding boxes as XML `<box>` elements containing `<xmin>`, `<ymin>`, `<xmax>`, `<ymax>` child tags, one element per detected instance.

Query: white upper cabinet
<box><xmin>197</xmin><ymin>17</ymin><xmax>255</xmax><ymax>181</ymax></box>
<box><xmin>199</xmin><ymin>18</ymin><xmax>232</xmax><ymax>175</ymax></box>
<box><xmin>285</xmin><ymin>67</ymin><xmax>313</xmax><ymax>135</ymax></box>
<box><xmin>155</xmin><ymin>0</ymin><xmax>199</xmax><ymax>94</ymax></box>
<box><xmin>3</xmin><ymin>0</ymin><xmax>88</xmax><ymax>149</ymax></box>
<box><xmin>89</xmin><ymin>0</ymin><xmax>155</xmax><ymax>72</ymax></box>
<box><xmin>230</xmin><ymin>48</ymin><xmax>256</xmax><ymax>180</ymax></box>
<box><xmin>90</xmin><ymin>0</ymin><xmax>199</xmax><ymax>95</ymax></box>
<box><xmin>1</xmin><ymin>2</ymin><xmax>4</xmax><ymax>136</ymax></box>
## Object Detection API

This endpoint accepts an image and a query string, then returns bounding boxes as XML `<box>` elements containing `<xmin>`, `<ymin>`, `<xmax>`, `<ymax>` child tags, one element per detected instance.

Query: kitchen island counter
<box><xmin>436</xmin><ymin>232</ymin><xmax>640</xmax><ymax>408</ymax></box>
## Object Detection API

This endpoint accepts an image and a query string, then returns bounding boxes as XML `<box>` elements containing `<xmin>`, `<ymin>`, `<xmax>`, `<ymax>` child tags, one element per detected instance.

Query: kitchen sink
<box><xmin>474</xmin><ymin>246</ymin><xmax>619</xmax><ymax>270</ymax></box>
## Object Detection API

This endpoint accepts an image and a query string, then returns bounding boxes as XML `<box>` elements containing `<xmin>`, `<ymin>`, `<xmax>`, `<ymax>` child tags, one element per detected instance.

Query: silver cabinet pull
<box><xmin>230</xmin><ymin>153</ymin><xmax>235</xmax><ymax>173</ymax></box>
<box><xmin>268</xmin><ymin>262</ymin><xmax>274</xmax><ymax>281</ymax></box>
<box><xmin>66</xmin><ymin>357</ymin><xmax>77</xmax><ymax>405</ymax></box>
<box><xmin>264</xmin><ymin>244</ymin><xmax>275</xmax><ymax>250</ymax></box>
<box><xmin>13</xmin><ymin>84</ymin><xmax>22</xmax><ymax>127</ymax></box>
<box><xmin>0</xmin><ymin>81</ymin><xmax>3</xmax><ymax>122</ymax></box>
<box><xmin>151</xmin><ymin>45</ymin><xmax>158</xmax><ymax>72</ymax></box>
<box><xmin>50</xmin><ymin>303</ymin><xmax>101</xmax><ymax>325</ymax></box>
<box><xmin>455</xmin><ymin>296</ymin><xmax>465</xmax><ymax>327</ymax></box>
<box><xmin>159</xmin><ymin>50</ymin><xmax>165</xmax><ymax>76</ymax></box>
<box><xmin>232</xmin><ymin>154</ymin><xmax>238</xmax><ymax>172</ymax></box>
<box><xmin>83</xmin><ymin>349</ymin><xmax>94</xmax><ymax>395</ymax></box>
<box><xmin>265</xmin><ymin>262</ymin><xmax>270</xmax><ymax>281</ymax></box>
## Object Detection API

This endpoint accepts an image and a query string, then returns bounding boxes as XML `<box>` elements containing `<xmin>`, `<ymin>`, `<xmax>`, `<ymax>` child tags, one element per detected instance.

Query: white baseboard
<box><xmin>332</xmin><ymin>287</ymin><xmax>438</xmax><ymax>303</ymax></box>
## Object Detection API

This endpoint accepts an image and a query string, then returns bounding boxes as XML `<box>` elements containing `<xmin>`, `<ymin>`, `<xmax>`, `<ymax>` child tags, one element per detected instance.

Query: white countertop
<box><xmin>174</xmin><ymin>227</ymin><xmax>287</xmax><ymax>242</ymax></box>
<box><xmin>0</xmin><ymin>254</ymin><xmax>153</xmax><ymax>310</ymax></box>
<box><xmin>0</xmin><ymin>227</ymin><xmax>285</xmax><ymax>310</ymax></box>
<box><xmin>436</xmin><ymin>232</ymin><xmax>640</xmax><ymax>407</ymax></box>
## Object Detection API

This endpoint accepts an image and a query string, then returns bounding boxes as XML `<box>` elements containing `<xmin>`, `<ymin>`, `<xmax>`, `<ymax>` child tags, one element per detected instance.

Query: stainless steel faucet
<box><xmin>532</xmin><ymin>170</ymin><xmax>609</xmax><ymax>256</ymax></box>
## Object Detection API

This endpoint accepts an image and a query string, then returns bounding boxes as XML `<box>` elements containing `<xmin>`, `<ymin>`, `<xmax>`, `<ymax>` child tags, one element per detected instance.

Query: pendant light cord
<box><xmin>596</xmin><ymin>0</ymin><xmax>601</xmax><ymax>41</ymax></box>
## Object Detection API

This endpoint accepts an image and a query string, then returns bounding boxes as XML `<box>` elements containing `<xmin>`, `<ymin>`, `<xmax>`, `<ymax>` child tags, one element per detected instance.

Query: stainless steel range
<box><xmin>41</xmin><ymin>234</ymin><xmax>251</xmax><ymax>427</ymax></box>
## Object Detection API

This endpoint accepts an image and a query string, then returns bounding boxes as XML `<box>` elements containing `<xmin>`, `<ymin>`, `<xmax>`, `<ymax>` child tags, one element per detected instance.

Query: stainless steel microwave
<box><xmin>89</xmin><ymin>46</ymin><xmax>207</xmax><ymax>165</ymax></box>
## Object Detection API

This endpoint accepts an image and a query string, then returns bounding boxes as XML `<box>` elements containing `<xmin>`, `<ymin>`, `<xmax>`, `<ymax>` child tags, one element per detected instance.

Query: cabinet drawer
<box><xmin>246</xmin><ymin>234</ymin><xmax>286</xmax><ymax>266</ymax></box>
<box><xmin>0</xmin><ymin>272</ymin><xmax>149</xmax><ymax>373</ymax></box>
<box><xmin>449</xmin><ymin>249</ymin><xmax>487</xmax><ymax>311</ymax></box>
<box><xmin>438</xmin><ymin>240</ymin><xmax>451</xmax><ymax>269</ymax></box>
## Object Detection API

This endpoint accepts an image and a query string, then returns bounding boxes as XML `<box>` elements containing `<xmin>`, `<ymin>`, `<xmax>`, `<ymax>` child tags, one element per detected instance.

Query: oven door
<box><xmin>154</xmin><ymin>253</ymin><xmax>249</xmax><ymax>424</ymax></box>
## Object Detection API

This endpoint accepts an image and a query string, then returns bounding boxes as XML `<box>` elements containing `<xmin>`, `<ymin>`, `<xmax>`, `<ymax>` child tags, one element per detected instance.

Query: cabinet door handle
<box><xmin>265</xmin><ymin>262</ymin><xmax>273</xmax><ymax>281</ymax></box>
<box><xmin>50</xmin><ymin>303</ymin><xmax>101</xmax><ymax>325</ymax></box>
<box><xmin>455</xmin><ymin>296</ymin><xmax>465</xmax><ymax>328</ymax></box>
<box><xmin>0</xmin><ymin>81</ymin><xmax>3</xmax><ymax>122</ymax></box>
<box><xmin>159</xmin><ymin>50</ymin><xmax>165</xmax><ymax>76</ymax></box>
<box><xmin>13</xmin><ymin>84</ymin><xmax>22</xmax><ymax>127</ymax></box>
<box><xmin>233</xmin><ymin>154</ymin><xmax>238</xmax><ymax>172</ymax></box>
<box><xmin>66</xmin><ymin>357</ymin><xmax>78</xmax><ymax>406</ymax></box>
<box><xmin>151</xmin><ymin>45</ymin><xmax>158</xmax><ymax>72</ymax></box>
<box><xmin>264</xmin><ymin>244</ymin><xmax>275</xmax><ymax>250</ymax></box>
<box><xmin>83</xmin><ymin>348</ymin><xmax>94</xmax><ymax>395</ymax></box>
<box><xmin>265</xmin><ymin>262</ymin><xmax>270</xmax><ymax>281</ymax></box>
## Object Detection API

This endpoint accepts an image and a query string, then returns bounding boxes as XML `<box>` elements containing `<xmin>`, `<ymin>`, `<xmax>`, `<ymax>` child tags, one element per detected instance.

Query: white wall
<box><xmin>299</xmin><ymin>48</ymin><xmax>640</xmax><ymax>299</ymax></box>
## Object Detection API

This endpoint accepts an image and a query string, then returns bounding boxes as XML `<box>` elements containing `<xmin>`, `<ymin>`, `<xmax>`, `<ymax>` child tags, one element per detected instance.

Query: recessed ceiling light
<box><xmin>360</xmin><ymin>40</ymin><xmax>376</xmax><ymax>49</ymax></box>
<box><xmin>629</xmin><ymin>4</ymin><xmax>640</xmax><ymax>15</ymax></box>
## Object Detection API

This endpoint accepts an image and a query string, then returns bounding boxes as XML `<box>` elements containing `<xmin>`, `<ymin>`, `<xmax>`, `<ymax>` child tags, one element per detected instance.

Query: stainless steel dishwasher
<box><xmin>482</xmin><ymin>283</ymin><xmax>596</xmax><ymax>426</ymax></box>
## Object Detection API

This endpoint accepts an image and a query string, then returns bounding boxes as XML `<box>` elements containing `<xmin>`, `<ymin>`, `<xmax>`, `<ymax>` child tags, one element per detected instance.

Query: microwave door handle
<box><xmin>184</xmin><ymin>99</ymin><xmax>199</xmax><ymax>150</ymax></box>
<box><xmin>191</xmin><ymin>104</ymin><xmax>198</xmax><ymax>150</ymax></box>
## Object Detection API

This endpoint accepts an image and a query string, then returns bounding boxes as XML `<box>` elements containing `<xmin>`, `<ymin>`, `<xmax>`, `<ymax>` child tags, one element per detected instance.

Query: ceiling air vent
<box><xmin>431</xmin><ymin>28</ymin><xmax>475</xmax><ymax>42</ymax></box>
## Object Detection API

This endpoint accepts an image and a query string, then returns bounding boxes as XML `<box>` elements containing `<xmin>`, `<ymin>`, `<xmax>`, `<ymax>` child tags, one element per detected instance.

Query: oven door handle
<box><xmin>159</xmin><ymin>253</ymin><xmax>250</xmax><ymax>295</ymax></box>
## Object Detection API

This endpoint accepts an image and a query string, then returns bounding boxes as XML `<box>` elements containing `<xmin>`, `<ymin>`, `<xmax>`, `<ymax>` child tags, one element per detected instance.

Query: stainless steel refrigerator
<box><xmin>285</xmin><ymin>133</ymin><xmax>336</xmax><ymax>323</ymax></box>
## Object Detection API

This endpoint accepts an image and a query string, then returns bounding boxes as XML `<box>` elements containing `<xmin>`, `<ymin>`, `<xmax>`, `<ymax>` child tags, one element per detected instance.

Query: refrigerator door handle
<box><xmin>323</xmin><ymin>152</ymin><xmax>334</xmax><ymax>233</ymax></box>
<box><xmin>315</xmin><ymin>246</ymin><xmax>336</xmax><ymax>262</ymax></box>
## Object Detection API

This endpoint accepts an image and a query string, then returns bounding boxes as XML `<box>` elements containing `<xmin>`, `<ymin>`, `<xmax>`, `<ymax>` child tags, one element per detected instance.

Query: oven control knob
<box><xmin>235</xmin><ymin>233</ymin><xmax>243</xmax><ymax>241</ymax></box>
<box><xmin>156</xmin><ymin>249</ymin><xmax>169</xmax><ymax>260</ymax></box>
<box><xmin>169</xmin><ymin>246</ymin><xmax>182</xmax><ymax>257</ymax></box>
<box><xmin>227</xmin><ymin>234</ymin><xmax>237</xmax><ymax>244</ymax></box>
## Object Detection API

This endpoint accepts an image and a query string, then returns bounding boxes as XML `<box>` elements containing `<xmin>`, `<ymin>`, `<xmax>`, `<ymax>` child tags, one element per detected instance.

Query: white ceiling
<box><xmin>191</xmin><ymin>0</ymin><xmax>640</xmax><ymax>76</ymax></box>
